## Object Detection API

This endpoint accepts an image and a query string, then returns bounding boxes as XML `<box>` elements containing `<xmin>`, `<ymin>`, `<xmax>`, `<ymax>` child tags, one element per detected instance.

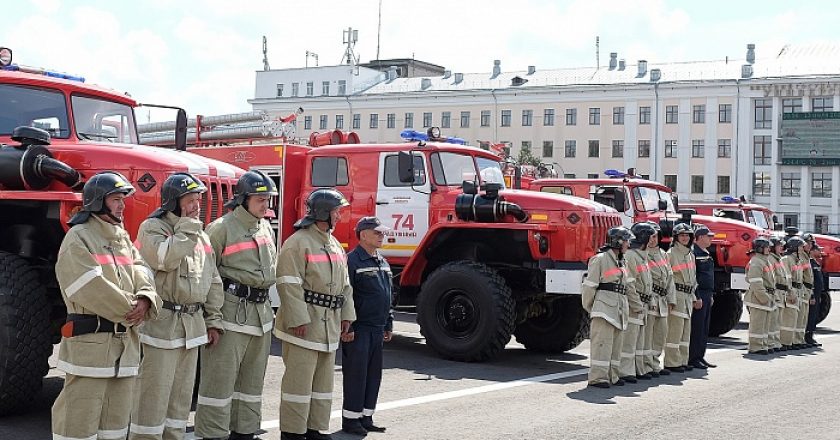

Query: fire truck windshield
<box><xmin>746</xmin><ymin>209</ymin><xmax>771</xmax><ymax>229</ymax></box>
<box><xmin>633</xmin><ymin>186</ymin><xmax>675</xmax><ymax>213</ymax></box>
<box><xmin>0</xmin><ymin>84</ymin><xmax>70</xmax><ymax>138</ymax></box>
<box><xmin>71</xmin><ymin>94</ymin><xmax>137</xmax><ymax>143</ymax></box>
<box><xmin>476</xmin><ymin>157</ymin><xmax>506</xmax><ymax>188</ymax></box>
<box><xmin>431</xmin><ymin>152</ymin><xmax>507</xmax><ymax>188</ymax></box>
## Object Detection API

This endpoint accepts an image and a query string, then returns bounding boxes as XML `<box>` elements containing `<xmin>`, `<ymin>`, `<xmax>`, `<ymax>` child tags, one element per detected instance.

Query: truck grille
<box><xmin>590</xmin><ymin>213</ymin><xmax>622</xmax><ymax>251</ymax></box>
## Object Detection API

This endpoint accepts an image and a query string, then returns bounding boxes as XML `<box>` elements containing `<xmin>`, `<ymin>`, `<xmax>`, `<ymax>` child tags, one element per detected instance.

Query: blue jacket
<box><xmin>693</xmin><ymin>245</ymin><xmax>715</xmax><ymax>293</ymax></box>
<box><xmin>347</xmin><ymin>246</ymin><xmax>394</xmax><ymax>332</ymax></box>
<box><xmin>811</xmin><ymin>259</ymin><xmax>824</xmax><ymax>298</ymax></box>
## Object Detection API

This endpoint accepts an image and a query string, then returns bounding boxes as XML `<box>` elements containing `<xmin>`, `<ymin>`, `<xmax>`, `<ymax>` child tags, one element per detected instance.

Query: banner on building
<box><xmin>780</xmin><ymin>112</ymin><xmax>840</xmax><ymax>165</ymax></box>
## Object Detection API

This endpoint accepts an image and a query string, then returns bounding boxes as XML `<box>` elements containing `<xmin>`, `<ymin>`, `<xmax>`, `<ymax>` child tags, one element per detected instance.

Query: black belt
<box><xmin>652</xmin><ymin>284</ymin><xmax>667</xmax><ymax>296</ymax></box>
<box><xmin>163</xmin><ymin>300</ymin><xmax>203</xmax><ymax>314</ymax></box>
<box><xmin>61</xmin><ymin>313</ymin><xmax>127</xmax><ymax>338</ymax></box>
<box><xmin>792</xmin><ymin>282</ymin><xmax>804</xmax><ymax>289</ymax></box>
<box><xmin>766</xmin><ymin>287</ymin><xmax>776</xmax><ymax>294</ymax></box>
<box><xmin>675</xmin><ymin>283</ymin><xmax>695</xmax><ymax>294</ymax></box>
<box><xmin>224</xmin><ymin>279</ymin><xmax>269</xmax><ymax>303</ymax></box>
<box><xmin>775</xmin><ymin>284</ymin><xmax>789</xmax><ymax>291</ymax></box>
<box><xmin>803</xmin><ymin>282</ymin><xmax>814</xmax><ymax>289</ymax></box>
<box><xmin>639</xmin><ymin>292</ymin><xmax>652</xmax><ymax>303</ymax></box>
<box><xmin>304</xmin><ymin>290</ymin><xmax>346</xmax><ymax>309</ymax></box>
<box><xmin>597</xmin><ymin>282</ymin><xmax>627</xmax><ymax>295</ymax></box>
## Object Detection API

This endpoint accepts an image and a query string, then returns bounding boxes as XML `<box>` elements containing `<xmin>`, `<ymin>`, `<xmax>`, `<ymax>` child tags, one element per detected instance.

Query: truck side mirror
<box><xmin>672</xmin><ymin>194</ymin><xmax>680</xmax><ymax>212</ymax></box>
<box><xmin>772</xmin><ymin>215</ymin><xmax>783</xmax><ymax>231</ymax></box>
<box><xmin>397</xmin><ymin>151</ymin><xmax>416</xmax><ymax>183</ymax></box>
<box><xmin>613</xmin><ymin>189</ymin><xmax>627</xmax><ymax>212</ymax></box>
<box><xmin>175</xmin><ymin>108</ymin><xmax>187</xmax><ymax>151</ymax></box>
<box><xmin>657</xmin><ymin>199</ymin><xmax>668</xmax><ymax>211</ymax></box>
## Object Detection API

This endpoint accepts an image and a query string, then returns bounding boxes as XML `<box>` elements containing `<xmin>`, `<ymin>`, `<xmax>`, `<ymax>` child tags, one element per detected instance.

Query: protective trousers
<box><xmin>795</xmin><ymin>296</ymin><xmax>810</xmax><ymax>344</ymax></box>
<box><xmin>618</xmin><ymin>322</ymin><xmax>640</xmax><ymax>379</ymax></box>
<box><xmin>644</xmin><ymin>314</ymin><xmax>668</xmax><ymax>373</ymax></box>
<box><xmin>688</xmin><ymin>290</ymin><xmax>713</xmax><ymax>364</ymax></box>
<box><xmin>52</xmin><ymin>374</ymin><xmax>135</xmax><ymax>440</ymax></box>
<box><xmin>280</xmin><ymin>342</ymin><xmax>336</xmax><ymax>434</ymax></box>
<box><xmin>665</xmin><ymin>300</ymin><xmax>691</xmax><ymax>367</ymax></box>
<box><xmin>780</xmin><ymin>305</ymin><xmax>799</xmax><ymax>346</ymax></box>
<box><xmin>129</xmin><ymin>345</ymin><xmax>198</xmax><ymax>440</ymax></box>
<box><xmin>634</xmin><ymin>321</ymin><xmax>649</xmax><ymax>376</ymax></box>
<box><xmin>747</xmin><ymin>307</ymin><xmax>771</xmax><ymax>352</ymax></box>
<box><xmin>194</xmin><ymin>330</ymin><xmax>271</xmax><ymax>439</ymax></box>
<box><xmin>767</xmin><ymin>307</ymin><xmax>782</xmax><ymax>349</ymax></box>
<box><xmin>588</xmin><ymin>317</ymin><xmax>624</xmax><ymax>385</ymax></box>
<box><xmin>341</xmin><ymin>328</ymin><xmax>384</xmax><ymax>421</ymax></box>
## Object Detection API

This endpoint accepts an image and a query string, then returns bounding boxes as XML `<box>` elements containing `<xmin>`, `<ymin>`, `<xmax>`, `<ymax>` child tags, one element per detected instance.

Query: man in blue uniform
<box><xmin>341</xmin><ymin>217</ymin><xmax>394</xmax><ymax>436</ymax></box>
<box><xmin>806</xmin><ymin>240</ymin><xmax>824</xmax><ymax>347</ymax></box>
<box><xmin>689</xmin><ymin>225</ymin><xmax>716</xmax><ymax>369</ymax></box>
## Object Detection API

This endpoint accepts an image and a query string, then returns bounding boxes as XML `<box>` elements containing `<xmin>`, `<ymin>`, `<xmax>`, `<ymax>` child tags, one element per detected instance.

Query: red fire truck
<box><xmin>0</xmin><ymin>47</ymin><xmax>241</xmax><ymax>415</ymax></box>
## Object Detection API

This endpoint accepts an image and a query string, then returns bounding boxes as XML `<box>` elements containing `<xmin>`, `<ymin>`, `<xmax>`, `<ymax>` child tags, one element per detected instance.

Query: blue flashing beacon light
<box><xmin>721</xmin><ymin>196</ymin><xmax>738</xmax><ymax>203</ymax></box>
<box><xmin>604</xmin><ymin>169</ymin><xmax>627</xmax><ymax>178</ymax></box>
<box><xmin>400</xmin><ymin>128</ymin><xmax>466</xmax><ymax>145</ymax></box>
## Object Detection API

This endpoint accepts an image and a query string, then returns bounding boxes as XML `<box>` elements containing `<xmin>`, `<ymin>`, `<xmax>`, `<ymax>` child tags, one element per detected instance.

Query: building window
<box><xmin>564</xmin><ymin>140</ymin><xmax>576</xmax><ymax>158</ymax></box>
<box><xmin>783</xmin><ymin>214</ymin><xmax>799</xmax><ymax>228</ymax></box>
<box><xmin>587</xmin><ymin>173</ymin><xmax>599</xmax><ymax>179</ymax></box>
<box><xmin>542</xmin><ymin>141</ymin><xmax>554</xmax><ymax>158</ymax></box>
<box><xmin>754</xmin><ymin>135</ymin><xmax>771</xmax><ymax>165</ymax></box>
<box><xmin>691</xmin><ymin>140</ymin><xmax>704</xmax><ymax>158</ymax></box>
<box><xmin>717</xmin><ymin>139</ymin><xmax>731</xmax><ymax>158</ymax></box>
<box><xmin>566</xmin><ymin>108</ymin><xmax>577</xmax><ymax>125</ymax></box>
<box><xmin>306</xmin><ymin>82</ymin><xmax>314</xmax><ymax>96</ymax></box>
<box><xmin>460</xmin><ymin>111</ymin><xmax>470</xmax><ymax>128</ymax></box>
<box><xmin>588</xmin><ymin>140</ymin><xmax>599</xmax><ymax>157</ymax></box>
<box><xmin>638</xmin><ymin>140</ymin><xmax>650</xmax><ymax>157</ymax></box>
<box><xmin>423</xmin><ymin>112</ymin><xmax>432</xmax><ymax>128</ymax></box>
<box><xmin>338</xmin><ymin>80</ymin><xmax>346</xmax><ymax>95</ymax></box>
<box><xmin>717</xmin><ymin>176</ymin><xmax>730</xmax><ymax>194</ymax></box>
<box><xmin>781</xmin><ymin>172</ymin><xmax>801</xmax><ymax>197</ymax></box>
<box><xmin>639</xmin><ymin>106</ymin><xmax>651</xmax><ymax>125</ymax></box>
<box><xmin>782</xmin><ymin>98</ymin><xmax>802</xmax><ymax>114</ymax></box>
<box><xmin>291</xmin><ymin>82</ymin><xmax>299</xmax><ymax>97</ymax></box>
<box><xmin>304</xmin><ymin>116</ymin><xmax>312</xmax><ymax>130</ymax></box>
<box><xmin>754</xmin><ymin>98</ymin><xmax>772</xmax><ymax>129</ymax></box>
<box><xmin>441</xmin><ymin>111</ymin><xmax>451</xmax><ymax>128</ymax></box>
<box><xmin>665</xmin><ymin>140</ymin><xmax>677</xmax><ymax>158</ymax></box>
<box><xmin>501</xmin><ymin>110</ymin><xmax>511</xmax><ymax>127</ymax></box>
<box><xmin>319</xmin><ymin>115</ymin><xmax>328</xmax><ymax>130</ymax></box>
<box><xmin>589</xmin><ymin>108</ymin><xmax>600</xmax><ymax>125</ymax></box>
<box><xmin>692</xmin><ymin>105</ymin><xmax>705</xmax><ymax>123</ymax></box>
<box><xmin>815</xmin><ymin>215</ymin><xmax>829</xmax><ymax>234</ymax></box>
<box><xmin>405</xmin><ymin>112</ymin><xmax>414</xmax><ymax>128</ymax></box>
<box><xmin>544</xmin><ymin>109</ymin><xmax>555</xmax><ymax>126</ymax></box>
<box><xmin>753</xmin><ymin>172</ymin><xmax>771</xmax><ymax>196</ymax></box>
<box><xmin>691</xmin><ymin>175</ymin><xmax>704</xmax><ymax>194</ymax></box>
<box><xmin>612</xmin><ymin>140</ymin><xmax>623</xmax><ymax>158</ymax></box>
<box><xmin>812</xmin><ymin>97</ymin><xmax>834</xmax><ymax>112</ymax></box>
<box><xmin>386</xmin><ymin>113</ymin><xmax>396</xmax><ymax>129</ymax></box>
<box><xmin>812</xmin><ymin>172</ymin><xmax>832</xmax><ymax>198</ymax></box>
<box><xmin>352</xmin><ymin>113</ymin><xmax>360</xmax><ymax>129</ymax></box>
<box><xmin>521</xmin><ymin>141</ymin><xmax>532</xmax><ymax>159</ymax></box>
<box><xmin>564</xmin><ymin>173</ymin><xmax>576</xmax><ymax>178</ymax></box>
<box><xmin>664</xmin><ymin>175</ymin><xmax>677</xmax><ymax>191</ymax></box>
<box><xmin>335</xmin><ymin>114</ymin><xmax>344</xmax><ymax>129</ymax></box>
<box><xmin>322</xmin><ymin>81</ymin><xmax>330</xmax><ymax>96</ymax></box>
<box><xmin>522</xmin><ymin>110</ymin><xmax>533</xmax><ymax>127</ymax></box>
<box><xmin>370</xmin><ymin>113</ymin><xmax>379</xmax><ymax>129</ymax></box>
<box><xmin>613</xmin><ymin>106</ymin><xmax>625</xmax><ymax>125</ymax></box>
<box><xmin>480</xmin><ymin>110</ymin><xmax>491</xmax><ymax>127</ymax></box>
<box><xmin>666</xmin><ymin>105</ymin><xmax>678</xmax><ymax>123</ymax></box>
<box><xmin>719</xmin><ymin>104</ymin><xmax>732</xmax><ymax>123</ymax></box>
<box><xmin>276</xmin><ymin>83</ymin><xmax>284</xmax><ymax>97</ymax></box>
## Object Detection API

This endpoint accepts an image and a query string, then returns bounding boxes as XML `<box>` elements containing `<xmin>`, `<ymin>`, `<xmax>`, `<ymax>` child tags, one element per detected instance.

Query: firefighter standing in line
<box><xmin>780</xmin><ymin>237</ymin><xmax>805</xmax><ymax>350</ymax></box>
<box><xmin>581</xmin><ymin>226</ymin><xmax>633</xmax><ymax>388</ymax></box>
<box><xmin>766</xmin><ymin>236</ymin><xmax>790</xmax><ymax>353</ymax></box>
<box><xmin>194</xmin><ymin>170</ymin><xmax>278</xmax><ymax>440</ymax></box>
<box><xmin>129</xmin><ymin>173</ymin><xmax>225</xmax><ymax>440</ymax></box>
<box><xmin>664</xmin><ymin>223</ymin><xmax>699</xmax><ymax>373</ymax></box>
<box><xmin>619</xmin><ymin>222</ymin><xmax>654</xmax><ymax>383</ymax></box>
<box><xmin>275</xmin><ymin>188</ymin><xmax>356</xmax><ymax>440</ymax></box>
<box><xmin>688</xmin><ymin>225</ymin><xmax>716</xmax><ymax>369</ymax></box>
<box><xmin>796</xmin><ymin>235</ymin><xmax>815</xmax><ymax>348</ymax></box>
<box><xmin>52</xmin><ymin>171</ymin><xmax>161</xmax><ymax>440</ymax></box>
<box><xmin>806</xmin><ymin>241</ymin><xmax>824</xmax><ymax>347</ymax></box>
<box><xmin>744</xmin><ymin>237</ymin><xmax>776</xmax><ymax>355</ymax></box>
<box><xmin>341</xmin><ymin>217</ymin><xmax>394</xmax><ymax>435</ymax></box>
<box><xmin>644</xmin><ymin>222</ymin><xmax>676</xmax><ymax>378</ymax></box>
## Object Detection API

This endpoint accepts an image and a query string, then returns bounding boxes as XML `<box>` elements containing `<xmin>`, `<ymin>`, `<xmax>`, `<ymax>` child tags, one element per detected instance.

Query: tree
<box><xmin>517</xmin><ymin>144</ymin><xmax>541</xmax><ymax>166</ymax></box>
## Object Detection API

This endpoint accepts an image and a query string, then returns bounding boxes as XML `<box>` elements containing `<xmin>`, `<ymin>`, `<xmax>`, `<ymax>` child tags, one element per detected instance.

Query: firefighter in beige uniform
<box><xmin>619</xmin><ymin>222</ymin><xmax>655</xmax><ymax>383</ymax></box>
<box><xmin>194</xmin><ymin>171</ymin><xmax>278</xmax><ymax>440</ymax></box>
<box><xmin>796</xmin><ymin>235</ymin><xmax>815</xmax><ymax>347</ymax></box>
<box><xmin>275</xmin><ymin>188</ymin><xmax>356</xmax><ymax>440</ymax></box>
<box><xmin>129</xmin><ymin>173</ymin><xmax>225</xmax><ymax>440</ymax></box>
<box><xmin>780</xmin><ymin>237</ymin><xmax>805</xmax><ymax>349</ymax></box>
<box><xmin>52</xmin><ymin>171</ymin><xmax>161</xmax><ymax>440</ymax></box>
<box><xmin>582</xmin><ymin>227</ymin><xmax>632</xmax><ymax>388</ymax></box>
<box><xmin>766</xmin><ymin>237</ymin><xmax>789</xmax><ymax>352</ymax></box>
<box><xmin>644</xmin><ymin>223</ymin><xmax>677</xmax><ymax>377</ymax></box>
<box><xmin>745</xmin><ymin>237</ymin><xmax>776</xmax><ymax>354</ymax></box>
<box><xmin>664</xmin><ymin>223</ymin><xmax>699</xmax><ymax>372</ymax></box>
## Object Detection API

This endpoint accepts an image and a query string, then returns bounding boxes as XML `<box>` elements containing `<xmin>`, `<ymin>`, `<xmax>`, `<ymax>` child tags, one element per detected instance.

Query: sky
<box><xmin>4</xmin><ymin>0</ymin><xmax>840</xmax><ymax>120</ymax></box>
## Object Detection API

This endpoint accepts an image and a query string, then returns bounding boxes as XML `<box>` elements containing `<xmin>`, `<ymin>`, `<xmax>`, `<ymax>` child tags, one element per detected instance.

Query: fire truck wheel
<box><xmin>708</xmin><ymin>290</ymin><xmax>743</xmax><ymax>337</ymax></box>
<box><xmin>0</xmin><ymin>251</ymin><xmax>52</xmax><ymax>415</ymax></box>
<box><xmin>816</xmin><ymin>290</ymin><xmax>831</xmax><ymax>324</ymax></box>
<box><xmin>514</xmin><ymin>297</ymin><xmax>589</xmax><ymax>353</ymax></box>
<box><xmin>417</xmin><ymin>261</ymin><xmax>514</xmax><ymax>362</ymax></box>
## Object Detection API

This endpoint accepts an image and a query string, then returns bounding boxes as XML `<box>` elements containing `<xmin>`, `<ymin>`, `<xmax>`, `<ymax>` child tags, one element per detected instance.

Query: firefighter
<box><xmin>806</xmin><ymin>241</ymin><xmax>824</xmax><ymax>347</ymax></box>
<box><xmin>581</xmin><ymin>226</ymin><xmax>632</xmax><ymax>388</ymax></box>
<box><xmin>52</xmin><ymin>171</ymin><xmax>161</xmax><ymax>440</ymax></box>
<box><xmin>619</xmin><ymin>222</ymin><xmax>654</xmax><ymax>383</ymax></box>
<box><xmin>797</xmin><ymin>234</ymin><xmax>816</xmax><ymax>348</ymax></box>
<box><xmin>780</xmin><ymin>237</ymin><xmax>805</xmax><ymax>350</ymax></box>
<box><xmin>644</xmin><ymin>222</ymin><xmax>676</xmax><ymax>377</ymax></box>
<box><xmin>341</xmin><ymin>217</ymin><xmax>394</xmax><ymax>435</ymax></box>
<box><xmin>194</xmin><ymin>170</ymin><xmax>278</xmax><ymax>440</ymax></box>
<box><xmin>766</xmin><ymin>236</ymin><xmax>790</xmax><ymax>353</ymax></box>
<box><xmin>275</xmin><ymin>188</ymin><xmax>356</xmax><ymax>440</ymax></box>
<box><xmin>745</xmin><ymin>237</ymin><xmax>775</xmax><ymax>355</ymax></box>
<box><xmin>129</xmin><ymin>173</ymin><xmax>224</xmax><ymax>440</ymax></box>
<box><xmin>664</xmin><ymin>223</ymin><xmax>698</xmax><ymax>373</ymax></box>
<box><xmin>688</xmin><ymin>225</ymin><xmax>716</xmax><ymax>368</ymax></box>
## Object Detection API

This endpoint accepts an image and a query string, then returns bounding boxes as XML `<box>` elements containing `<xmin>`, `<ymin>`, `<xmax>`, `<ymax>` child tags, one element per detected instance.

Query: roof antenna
<box><xmin>262</xmin><ymin>36</ymin><xmax>270</xmax><ymax>71</ymax></box>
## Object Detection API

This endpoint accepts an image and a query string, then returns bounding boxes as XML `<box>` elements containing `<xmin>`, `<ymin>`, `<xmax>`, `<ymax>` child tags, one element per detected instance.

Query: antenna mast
<box><xmin>342</xmin><ymin>27</ymin><xmax>359</xmax><ymax>66</ymax></box>
<box><xmin>262</xmin><ymin>35</ymin><xmax>270</xmax><ymax>71</ymax></box>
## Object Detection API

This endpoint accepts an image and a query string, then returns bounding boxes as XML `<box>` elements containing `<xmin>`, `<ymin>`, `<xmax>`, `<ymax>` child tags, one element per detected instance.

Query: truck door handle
<box><xmin>376</xmin><ymin>200</ymin><xmax>390</xmax><ymax>205</ymax></box>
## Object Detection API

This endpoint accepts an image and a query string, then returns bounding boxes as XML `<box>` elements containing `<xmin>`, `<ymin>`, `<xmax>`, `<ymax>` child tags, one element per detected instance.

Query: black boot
<box><xmin>306</xmin><ymin>429</ymin><xmax>333</xmax><ymax>440</ymax></box>
<box><xmin>361</xmin><ymin>416</ymin><xmax>386</xmax><ymax>433</ymax></box>
<box><xmin>342</xmin><ymin>417</ymin><xmax>369</xmax><ymax>436</ymax></box>
<box><xmin>229</xmin><ymin>432</ymin><xmax>261</xmax><ymax>440</ymax></box>
<box><xmin>280</xmin><ymin>433</ymin><xmax>307</xmax><ymax>440</ymax></box>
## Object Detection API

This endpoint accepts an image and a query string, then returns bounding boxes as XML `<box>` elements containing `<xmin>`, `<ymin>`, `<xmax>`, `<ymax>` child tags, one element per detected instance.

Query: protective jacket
<box><xmin>647</xmin><ymin>247</ymin><xmax>676</xmax><ymax>317</ymax></box>
<box><xmin>782</xmin><ymin>253</ymin><xmax>804</xmax><ymax>309</ymax></box>
<box><xmin>800</xmin><ymin>249</ymin><xmax>815</xmax><ymax>302</ymax></box>
<box><xmin>744</xmin><ymin>253</ymin><xmax>776</xmax><ymax>311</ymax></box>
<box><xmin>769</xmin><ymin>253</ymin><xmax>791</xmax><ymax>308</ymax></box>
<box><xmin>581</xmin><ymin>249</ymin><xmax>630</xmax><ymax>331</ymax></box>
<box><xmin>624</xmin><ymin>248</ymin><xmax>651</xmax><ymax>325</ymax></box>
<box><xmin>667</xmin><ymin>242</ymin><xmax>697</xmax><ymax>319</ymax></box>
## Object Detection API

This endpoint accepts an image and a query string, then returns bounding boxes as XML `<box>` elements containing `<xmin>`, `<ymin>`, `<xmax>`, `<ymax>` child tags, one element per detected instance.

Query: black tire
<box><xmin>709</xmin><ymin>290</ymin><xmax>743</xmax><ymax>337</ymax></box>
<box><xmin>816</xmin><ymin>290</ymin><xmax>831</xmax><ymax>324</ymax></box>
<box><xmin>417</xmin><ymin>261</ymin><xmax>514</xmax><ymax>362</ymax></box>
<box><xmin>514</xmin><ymin>297</ymin><xmax>589</xmax><ymax>353</ymax></box>
<box><xmin>0</xmin><ymin>252</ymin><xmax>52</xmax><ymax>415</ymax></box>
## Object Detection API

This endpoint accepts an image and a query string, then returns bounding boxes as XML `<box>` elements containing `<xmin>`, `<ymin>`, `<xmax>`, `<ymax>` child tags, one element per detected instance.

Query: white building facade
<box><xmin>249</xmin><ymin>44</ymin><xmax>840</xmax><ymax>234</ymax></box>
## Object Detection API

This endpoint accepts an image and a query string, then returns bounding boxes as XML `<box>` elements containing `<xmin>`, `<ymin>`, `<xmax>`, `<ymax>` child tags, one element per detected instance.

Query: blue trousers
<box><xmin>341</xmin><ymin>328</ymin><xmax>384</xmax><ymax>420</ymax></box>
<box><xmin>807</xmin><ymin>291</ymin><xmax>822</xmax><ymax>333</ymax></box>
<box><xmin>688</xmin><ymin>289</ymin><xmax>713</xmax><ymax>363</ymax></box>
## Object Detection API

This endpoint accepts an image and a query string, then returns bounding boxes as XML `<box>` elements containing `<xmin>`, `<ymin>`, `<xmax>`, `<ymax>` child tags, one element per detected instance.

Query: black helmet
<box><xmin>751</xmin><ymin>237</ymin><xmax>772</xmax><ymax>254</ymax></box>
<box><xmin>784</xmin><ymin>226</ymin><xmax>800</xmax><ymax>237</ymax></box>
<box><xmin>68</xmin><ymin>171</ymin><xmax>134</xmax><ymax>225</ymax></box>
<box><xmin>769</xmin><ymin>235</ymin><xmax>784</xmax><ymax>247</ymax></box>
<box><xmin>605</xmin><ymin>226</ymin><xmax>634</xmax><ymax>250</ymax></box>
<box><xmin>149</xmin><ymin>172</ymin><xmax>206</xmax><ymax>218</ymax></box>
<box><xmin>630</xmin><ymin>222</ymin><xmax>656</xmax><ymax>248</ymax></box>
<box><xmin>225</xmin><ymin>170</ymin><xmax>278</xmax><ymax>209</ymax></box>
<box><xmin>672</xmin><ymin>222</ymin><xmax>694</xmax><ymax>246</ymax></box>
<box><xmin>294</xmin><ymin>188</ymin><xmax>350</xmax><ymax>230</ymax></box>
<box><xmin>785</xmin><ymin>236</ymin><xmax>806</xmax><ymax>254</ymax></box>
